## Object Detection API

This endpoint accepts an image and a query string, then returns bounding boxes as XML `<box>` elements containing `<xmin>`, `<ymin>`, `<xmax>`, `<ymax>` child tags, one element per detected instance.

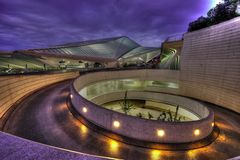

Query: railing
<box><xmin>165</xmin><ymin>33</ymin><xmax>184</xmax><ymax>42</ymax></box>
<box><xmin>0</xmin><ymin>62</ymin><xmax>181</xmax><ymax>76</ymax></box>
<box><xmin>0</xmin><ymin>68</ymin><xmax>79</xmax><ymax>76</ymax></box>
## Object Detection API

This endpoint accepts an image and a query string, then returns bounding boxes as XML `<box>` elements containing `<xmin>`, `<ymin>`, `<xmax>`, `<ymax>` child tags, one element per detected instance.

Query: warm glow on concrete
<box><xmin>187</xmin><ymin>150</ymin><xmax>197</xmax><ymax>159</ymax></box>
<box><xmin>113</xmin><ymin>121</ymin><xmax>120</xmax><ymax>128</ymax></box>
<box><xmin>150</xmin><ymin>150</ymin><xmax>161</xmax><ymax>160</ymax></box>
<box><xmin>194</xmin><ymin>129</ymin><xmax>200</xmax><ymax>136</ymax></box>
<box><xmin>157</xmin><ymin>129</ymin><xmax>165</xmax><ymax>137</ymax></box>
<box><xmin>108</xmin><ymin>139</ymin><xmax>119</xmax><ymax>154</ymax></box>
<box><xmin>82</xmin><ymin>107</ymin><xmax>88</xmax><ymax>113</ymax></box>
<box><xmin>80</xmin><ymin>124</ymin><xmax>88</xmax><ymax>137</ymax></box>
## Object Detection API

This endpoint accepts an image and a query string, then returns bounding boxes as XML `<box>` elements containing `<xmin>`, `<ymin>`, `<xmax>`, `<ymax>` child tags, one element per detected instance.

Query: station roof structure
<box><xmin>120</xmin><ymin>46</ymin><xmax>160</xmax><ymax>63</ymax></box>
<box><xmin>22</xmin><ymin>36</ymin><xmax>160</xmax><ymax>62</ymax></box>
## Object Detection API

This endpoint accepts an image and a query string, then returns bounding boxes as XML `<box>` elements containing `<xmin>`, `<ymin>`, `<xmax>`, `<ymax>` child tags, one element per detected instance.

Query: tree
<box><xmin>188</xmin><ymin>0</ymin><xmax>239</xmax><ymax>32</ymax></box>
<box><xmin>188</xmin><ymin>16</ymin><xmax>211</xmax><ymax>32</ymax></box>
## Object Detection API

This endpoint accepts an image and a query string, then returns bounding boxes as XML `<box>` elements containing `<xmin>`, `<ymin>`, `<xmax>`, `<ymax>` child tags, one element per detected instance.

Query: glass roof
<box><xmin>32</xmin><ymin>37</ymin><xmax>140</xmax><ymax>61</ymax></box>
<box><xmin>119</xmin><ymin>47</ymin><xmax>160</xmax><ymax>63</ymax></box>
<box><xmin>121</xmin><ymin>47</ymin><xmax>159</xmax><ymax>59</ymax></box>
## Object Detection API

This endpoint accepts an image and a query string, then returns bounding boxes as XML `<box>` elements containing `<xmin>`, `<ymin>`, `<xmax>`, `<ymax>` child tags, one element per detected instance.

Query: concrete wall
<box><xmin>162</xmin><ymin>40</ymin><xmax>183</xmax><ymax>55</ymax></box>
<box><xmin>91</xmin><ymin>91</ymin><xmax>209</xmax><ymax>119</ymax></box>
<box><xmin>74</xmin><ymin>69</ymin><xmax>179</xmax><ymax>94</ymax></box>
<box><xmin>0</xmin><ymin>72</ymin><xmax>79</xmax><ymax>120</ymax></box>
<box><xmin>180</xmin><ymin>17</ymin><xmax>240</xmax><ymax>113</ymax></box>
<box><xmin>71</xmin><ymin>70</ymin><xmax>214</xmax><ymax>143</ymax></box>
<box><xmin>71</xmin><ymin>87</ymin><xmax>214</xmax><ymax>143</ymax></box>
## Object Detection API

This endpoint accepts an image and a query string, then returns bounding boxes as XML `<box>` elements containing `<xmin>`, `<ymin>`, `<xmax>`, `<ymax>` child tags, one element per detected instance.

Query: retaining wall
<box><xmin>0</xmin><ymin>72</ymin><xmax>79</xmax><ymax>121</ymax></box>
<box><xmin>180</xmin><ymin>17</ymin><xmax>240</xmax><ymax>113</ymax></box>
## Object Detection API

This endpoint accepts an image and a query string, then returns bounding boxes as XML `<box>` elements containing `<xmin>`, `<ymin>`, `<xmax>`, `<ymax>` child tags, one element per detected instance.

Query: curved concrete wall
<box><xmin>181</xmin><ymin>17</ymin><xmax>240</xmax><ymax>113</ymax></box>
<box><xmin>0</xmin><ymin>72</ymin><xmax>79</xmax><ymax>121</ymax></box>
<box><xmin>90</xmin><ymin>91</ymin><xmax>209</xmax><ymax>119</ymax></box>
<box><xmin>71</xmin><ymin>70</ymin><xmax>214</xmax><ymax>143</ymax></box>
<box><xmin>71</xmin><ymin>86</ymin><xmax>213</xmax><ymax>143</ymax></box>
<box><xmin>74</xmin><ymin>69</ymin><xmax>180</xmax><ymax>95</ymax></box>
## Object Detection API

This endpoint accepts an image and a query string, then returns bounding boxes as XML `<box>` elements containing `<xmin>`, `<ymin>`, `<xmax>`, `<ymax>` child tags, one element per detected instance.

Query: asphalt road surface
<box><xmin>3</xmin><ymin>80</ymin><xmax>240</xmax><ymax>160</ymax></box>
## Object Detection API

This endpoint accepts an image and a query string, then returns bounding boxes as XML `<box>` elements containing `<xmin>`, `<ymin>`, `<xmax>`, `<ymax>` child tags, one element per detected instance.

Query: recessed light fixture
<box><xmin>113</xmin><ymin>121</ymin><xmax>120</xmax><ymax>128</ymax></box>
<box><xmin>157</xmin><ymin>129</ymin><xmax>165</xmax><ymax>137</ymax></box>
<box><xmin>82</xmin><ymin>107</ymin><xmax>88</xmax><ymax>113</ymax></box>
<box><xmin>194</xmin><ymin>129</ymin><xmax>200</xmax><ymax>136</ymax></box>
<box><xmin>211</xmin><ymin>122</ymin><xmax>214</xmax><ymax>127</ymax></box>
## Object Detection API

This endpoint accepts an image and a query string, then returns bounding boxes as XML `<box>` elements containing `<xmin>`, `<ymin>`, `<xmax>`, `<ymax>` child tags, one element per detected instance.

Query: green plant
<box><xmin>174</xmin><ymin>105</ymin><xmax>179</xmax><ymax>121</ymax></box>
<box><xmin>158</xmin><ymin>105</ymin><xmax>184</xmax><ymax>122</ymax></box>
<box><xmin>136</xmin><ymin>112</ymin><xmax>143</xmax><ymax>118</ymax></box>
<box><xmin>167</xmin><ymin>110</ymin><xmax>173</xmax><ymax>122</ymax></box>
<box><xmin>120</xmin><ymin>90</ymin><xmax>134</xmax><ymax>114</ymax></box>
<box><xmin>157</xmin><ymin>112</ymin><xmax>166</xmax><ymax>121</ymax></box>
<box><xmin>148</xmin><ymin>112</ymin><xmax>153</xmax><ymax>119</ymax></box>
<box><xmin>177</xmin><ymin>116</ymin><xmax>182</xmax><ymax>122</ymax></box>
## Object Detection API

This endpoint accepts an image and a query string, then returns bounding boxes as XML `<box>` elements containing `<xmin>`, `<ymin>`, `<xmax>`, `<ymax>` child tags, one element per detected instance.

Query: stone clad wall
<box><xmin>0</xmin><ymin>72</ymin><xmax>79</xmax><ymax>119</ymax></box>
<box><xmin>180</xmin><ymin>17</ymin><xmax>240</xmax><ymax>113</ymax></box>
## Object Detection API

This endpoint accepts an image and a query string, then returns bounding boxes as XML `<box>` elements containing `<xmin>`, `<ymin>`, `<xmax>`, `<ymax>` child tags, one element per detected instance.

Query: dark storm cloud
<box><xmin>0</xmin><ymin>0</ymin><xmax>211</xmax><ymax>51</ymax></box>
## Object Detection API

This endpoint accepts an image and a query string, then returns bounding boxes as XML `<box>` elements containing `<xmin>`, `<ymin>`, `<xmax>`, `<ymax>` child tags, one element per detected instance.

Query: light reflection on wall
<box><xmin>187</xmin><ymin>147</ymin><xmax>217</xmax><ymax>159</ymax></box>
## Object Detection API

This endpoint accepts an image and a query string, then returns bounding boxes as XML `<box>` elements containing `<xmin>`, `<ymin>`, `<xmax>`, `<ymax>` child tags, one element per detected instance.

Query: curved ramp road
<box><xmin>3</xmin><ymin>80</ymin><xmax>240</xmax><ymax>160</ymax></box>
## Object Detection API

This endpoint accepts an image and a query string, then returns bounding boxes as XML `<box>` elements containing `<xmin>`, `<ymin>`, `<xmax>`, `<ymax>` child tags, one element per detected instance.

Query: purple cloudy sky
<box><xmin>0</xmin><ymin>0</ymin><xmax>216</xmax><ymax>51</ymax></box>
